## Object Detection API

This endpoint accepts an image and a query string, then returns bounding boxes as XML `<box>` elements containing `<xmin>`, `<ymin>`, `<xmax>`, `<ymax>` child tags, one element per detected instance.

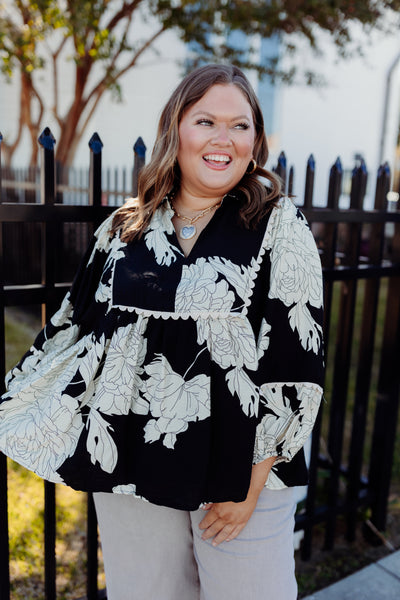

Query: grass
<box><xmin>2</xmin><ymin>287</ymin><xmax>399</xmax><ymax>598</ymax></box>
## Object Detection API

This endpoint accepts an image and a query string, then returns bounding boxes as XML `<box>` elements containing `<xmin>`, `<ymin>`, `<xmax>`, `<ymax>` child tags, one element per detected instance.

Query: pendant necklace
<box><xmin>172</xmin><ymin>200</ymin><xmax>222</xmax><ymax>240</ymax></box>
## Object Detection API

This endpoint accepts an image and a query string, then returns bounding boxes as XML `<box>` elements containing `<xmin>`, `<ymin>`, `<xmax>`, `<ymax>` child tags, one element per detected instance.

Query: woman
<box><xmin>0</xmin><ymin>64</ymin><xmax>324</xmax><ymax>599</ymax></box>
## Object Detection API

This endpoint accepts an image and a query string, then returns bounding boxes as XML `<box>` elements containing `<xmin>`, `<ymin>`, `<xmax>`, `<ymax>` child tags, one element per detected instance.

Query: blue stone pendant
<box><xmin>180</xmin><ymin>225</ymin><xmax>196</xmax><ymax>240</ymax></box>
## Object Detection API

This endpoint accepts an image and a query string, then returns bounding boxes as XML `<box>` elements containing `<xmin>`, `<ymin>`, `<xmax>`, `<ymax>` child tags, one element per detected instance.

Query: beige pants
<box><xmin>94</xmin><ymin>487</ymin><xmax>297</xmax><ymax>600</ymax></box>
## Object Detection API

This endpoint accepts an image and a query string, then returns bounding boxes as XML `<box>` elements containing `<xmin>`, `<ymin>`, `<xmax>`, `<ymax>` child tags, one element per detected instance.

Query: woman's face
<box><xmin>177</xmin><ymin>84</ymin><xmax>256</xmax><ymax>202</ymax></box>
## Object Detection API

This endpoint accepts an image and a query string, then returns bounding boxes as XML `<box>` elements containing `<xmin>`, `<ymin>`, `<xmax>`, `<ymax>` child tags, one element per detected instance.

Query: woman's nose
<box><xmin>211</xmin><ymin>125</ymin><xmax>232</xmax><ymax>145</ymax></box>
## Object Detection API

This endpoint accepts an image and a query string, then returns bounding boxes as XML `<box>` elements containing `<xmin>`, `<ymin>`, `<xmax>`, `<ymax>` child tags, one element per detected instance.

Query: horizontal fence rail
<box><xmin>0</xmin><ymin>128</ymin><xmax>399</xmax><ymax>599</ymax></box>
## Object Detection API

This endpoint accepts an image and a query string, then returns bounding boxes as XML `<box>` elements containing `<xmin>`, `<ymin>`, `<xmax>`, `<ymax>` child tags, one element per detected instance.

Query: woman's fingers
<box><xmin>198</xmin><ymin>501</ymin><xmax>255</xmax><ymax>545</ymax></box>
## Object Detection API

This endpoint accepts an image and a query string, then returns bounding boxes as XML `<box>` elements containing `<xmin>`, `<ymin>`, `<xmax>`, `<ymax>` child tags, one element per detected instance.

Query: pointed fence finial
<box><xmin>38</xmin><ymin>127</ymin><xmax>56</xmax><ymax>150</ymax></box>
<box><xmin>307</xmin><ymin>154</ymin><xmax>315</xmax><ymax>170</ymax></box>
<box><xmin>275</xmin><ymin>151</ymin><xmax>287</xmax><ymax>191</ymax></box>
<box><xmin>134</xmin><ymin>136</ymin><xmax>146</xmax><ymax>158</ymax></box>
<box><xmin>89</xmin><ymin>132</ymin><xmax>103</xmax><ymax>154</ymax></box>
<box><xmin>333</xmin><ymin>156</ymin><xmax>342</xmax><ymax>172</ymax></box>
<box><xmin>304</xmin><ymin>154</ymin><xmax>316</xmax><ymax>208</ymax></box>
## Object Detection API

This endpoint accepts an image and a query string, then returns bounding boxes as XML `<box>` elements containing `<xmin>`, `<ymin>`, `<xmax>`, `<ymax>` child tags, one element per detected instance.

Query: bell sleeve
<box><xmin>4</xmin><ymin>213</ymin><xmax>116</xmax><ymax>394</ymax></box>
<box><xmin>252</xmin><ymin>198</ymin><xmax>324</xmax><ymax>469</ymax></box>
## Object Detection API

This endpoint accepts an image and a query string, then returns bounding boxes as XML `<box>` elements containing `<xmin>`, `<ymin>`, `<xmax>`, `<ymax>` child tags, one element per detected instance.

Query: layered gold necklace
<box><xmin>172</xmin><ymin>200</ymin><xmax>222</xmax><ymax>240</ymax></box>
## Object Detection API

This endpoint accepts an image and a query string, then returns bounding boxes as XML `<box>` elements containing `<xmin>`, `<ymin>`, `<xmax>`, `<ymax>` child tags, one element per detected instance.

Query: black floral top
<box><xmin>0</xmin><ymin>194</ymin><xmax>324</xmax><ymax>510</ymax></box>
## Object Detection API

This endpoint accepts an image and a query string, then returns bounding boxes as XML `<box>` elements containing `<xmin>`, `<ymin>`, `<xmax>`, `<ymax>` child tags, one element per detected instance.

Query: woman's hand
<box><xmin>198</xmin><ymin>455</ymin><xmax>277</xmax><ymax>546</ymax></box>
<box><xmin>199</xmin><ymin>495</ymin><xmax>258</xmax><ymax>546</ymax></box>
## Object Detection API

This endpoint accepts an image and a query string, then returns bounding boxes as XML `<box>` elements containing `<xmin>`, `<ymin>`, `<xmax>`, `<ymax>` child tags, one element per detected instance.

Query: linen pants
<box><xmin>94</xmin><ymin>487</ymin><xmax>298</xmax><ymax>600</ymax></box>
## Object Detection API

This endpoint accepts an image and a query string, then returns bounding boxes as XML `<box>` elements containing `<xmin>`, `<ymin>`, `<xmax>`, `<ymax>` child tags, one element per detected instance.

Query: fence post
<box><xmin>288</xmin><ymin>165</ymin><xmax>294</xmax><ymax>195</ymax></box>
<box><xmin>300</xmin><ymin>156</ymin><xmax>341</xmax><ymax>559</ymax></box>
<box><xmin>89</xmin><ymin>133</ymin><xmax>103</xmax><ymax>210</ymax></box>
<box><xmin>303</xmin><ymin>154</ymin><xmax>315</xmax><ymax>208</ymax></box>
<box><xmin>324</xmin><ymin>158</ymin><xmax>367</xmax><ymax>549</ymax></box>
<box><xmin>132</xmin><ymin>137</ymin><xmax>146</xmax><ymax>197</ymax></box>
<box><xmin>345</xmin><ymin>163</ymin><xmax>391</xmax><ymax>541</ymax></box>
<box><xmin>38</xmin><ymin>127</ymin><xmax>57</xmax><ymax>600</ymax></box>
<box><xmin>86</xmin><ymin>132</ymin><xmax>103</xmax><ymax>600</ymax></box>
<box><xmin>369</xmin><ymin>180</ymin><xmax>400</xmax><ymax>532</ymax></box>
<box><xmin>0</xmin><ymin>131</ymin><xmax>11</xmax><ymax>600</ymax></box>
<box><xmin>274</xmin><ymin>151</ymin><xmax>287</xmax><ymax>193</ymax></box>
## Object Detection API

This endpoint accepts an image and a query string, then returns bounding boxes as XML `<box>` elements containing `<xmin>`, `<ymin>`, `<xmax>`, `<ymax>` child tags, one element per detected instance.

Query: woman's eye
<box><xmin>196</xmin><ymin>119</ymin><xmax>213</xmax><ymax>126</ymax></box>
<box><xmin>234</xmin><ymin>122</ymin><xmax>250</xmax><ymax>130</ymax></box>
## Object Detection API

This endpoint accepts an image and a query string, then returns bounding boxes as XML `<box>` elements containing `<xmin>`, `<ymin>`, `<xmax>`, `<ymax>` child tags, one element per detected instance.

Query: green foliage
<box><xmin>1</xmin><ymin>1</ymin><xmax>400</xmax><ymax>165</ymax></box>
<box><xmin>1</xmin><ymin>1</ymin><xmax>399</xmax><ymax>83</ymax></box>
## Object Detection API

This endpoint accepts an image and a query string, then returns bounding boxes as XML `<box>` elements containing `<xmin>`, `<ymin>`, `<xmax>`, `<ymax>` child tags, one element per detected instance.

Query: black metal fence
<box><xmin>0</xmin><ymin>128</ymin><xmax>399</xmax><ymax>600</ymax></box>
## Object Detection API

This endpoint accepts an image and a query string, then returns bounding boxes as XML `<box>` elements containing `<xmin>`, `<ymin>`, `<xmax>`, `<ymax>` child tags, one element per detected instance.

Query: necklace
<box><xmin>172</xmin><ymin>200</ymin><xmax>222</xmax><ymax>240</ymax></box>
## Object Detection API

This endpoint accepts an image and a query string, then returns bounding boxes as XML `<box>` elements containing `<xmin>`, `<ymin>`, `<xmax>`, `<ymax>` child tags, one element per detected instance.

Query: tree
<box><xmin>1</xmin><ymin>0</ymin><xmax>399</xmax><ymax>167</ymax></box>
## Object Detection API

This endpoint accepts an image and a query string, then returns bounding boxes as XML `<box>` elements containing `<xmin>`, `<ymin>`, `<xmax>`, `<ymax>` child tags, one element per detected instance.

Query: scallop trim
<box><xmin>240</xmin><ymin>197</ymin><xmax>286</xmax><ymax>317</ymax></box>
<box><xmin>111</xmin><ymin>303</ymin><xmax>245</xmax><ymax>321</ymax></box>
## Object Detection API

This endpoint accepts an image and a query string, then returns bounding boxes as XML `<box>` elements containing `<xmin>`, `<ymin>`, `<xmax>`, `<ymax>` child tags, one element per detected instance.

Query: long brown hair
<box><xmin>111</xmin><ymin>64</ymin><xmax>282</xmax><ymax>241</ymax></box>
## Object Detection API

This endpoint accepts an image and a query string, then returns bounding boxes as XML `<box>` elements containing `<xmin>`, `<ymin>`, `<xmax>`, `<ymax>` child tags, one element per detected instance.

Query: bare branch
<box><xmin>84</xmin><ymin>25</ymin><xmax>166</xmax><ymax>107</ymax></box>
<box><xmin>46</xmin><ymin>37</ymin><xmax>69</xmax><ymax>127</ymax></box>
<box><xmin>76</xmin><ymin>86</ymin><xmax>108</xmax><ymax>140</ymax></box>
<box><xmin>104</xmin><ymin>0</ymin><xmax>144</xmax><ymax>33</ymax></box>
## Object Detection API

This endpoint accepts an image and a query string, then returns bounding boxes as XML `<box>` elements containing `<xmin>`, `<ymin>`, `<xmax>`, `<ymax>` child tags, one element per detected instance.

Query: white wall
<box><xmin>271</xmin><ymin>26</ymin><xmax>400</xmax><ymax>208</ymax></box>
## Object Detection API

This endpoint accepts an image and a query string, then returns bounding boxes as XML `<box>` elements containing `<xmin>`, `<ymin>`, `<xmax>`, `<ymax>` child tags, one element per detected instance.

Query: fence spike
<box><xmin>134</xmin><ymin>136</ymin><xmax>146</xmax><ymax>158</ymax></box>
<box><xmin>275</xmin><ymin>151</ymin><xmax>287</xmax><ymax>192</ymax></box>
<box><xmin>288</xmin><ymin>165</ymin><xmax>294</xmax><ymax>195</ymax></box>
<box><xmin>278</xmin><ymin>151</ymin><xmax>286</xmax><ymax>167</ymax></box>
<box><xmin>89</xmin><ymin>132</ymin><xmax>103</xmax><ymax>155</ymax></box>
<box><xmin>0</xmin><ymin>132</ymin><xmax>3</xmax><ymax>143</ymax></box>
<box><xmin>304</xmin><ymin>154</ymin><xmax>315</xmax><ymax>207</ymax></box>
<box><xmin>38</xmin><ymin>127</ymin><xmax>56</xmax><ymax>150</ymax></box>
<box><xmin>375</xmin><ymin>162</ymin><xmax>391</xmax><ymax>210</ymax></box>
<box><xmin>327</xmin><ymin>157</ymin><xmax>343</xmax><ymax>209</ymax></box>
<box><xmin>307</xmin><ymin>154</ymin><xmax>315</xmax><ymax>169</ymax></box>
<box><xmin>333</xmin><ymin>156</ymin><xmax>342</xmax><ymax>172</ymax></box>
<box><xmin>350</xmin><ymin>157</ymin><xmax>368</xmax><ymax>209</ymax></box>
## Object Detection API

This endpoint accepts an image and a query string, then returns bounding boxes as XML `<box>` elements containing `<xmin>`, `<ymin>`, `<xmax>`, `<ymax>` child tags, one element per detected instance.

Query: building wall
<box><xmin>273</xmin><ymin>27</ymin><xmax>400</xmax><ymax>208</ymax></box>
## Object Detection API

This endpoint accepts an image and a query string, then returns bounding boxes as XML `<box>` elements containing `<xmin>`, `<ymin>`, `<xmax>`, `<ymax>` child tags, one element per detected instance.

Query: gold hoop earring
<box><xmin>246</xmin><ymin>159</ymin><xmax>257</xmax><ymax>175</ymax></box>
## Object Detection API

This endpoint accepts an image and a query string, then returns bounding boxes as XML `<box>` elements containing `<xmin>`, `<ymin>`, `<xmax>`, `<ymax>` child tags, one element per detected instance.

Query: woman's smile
<box><xmin>202</xmin><ymin>153</ymin><xmax>232</xmax><ymax>169</ymax></box>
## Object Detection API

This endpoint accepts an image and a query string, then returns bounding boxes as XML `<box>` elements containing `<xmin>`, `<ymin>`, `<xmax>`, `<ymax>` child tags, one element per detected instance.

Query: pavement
<box><xmin>302</xmin><ymin>550</ymin><xmax>400</xmax><ymax>599</ymax></box>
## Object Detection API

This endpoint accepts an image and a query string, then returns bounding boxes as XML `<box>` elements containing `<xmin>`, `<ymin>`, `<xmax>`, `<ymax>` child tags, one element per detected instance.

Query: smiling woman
<box><xmin>0</xmin><ymin>64</ymin><xmax>324</xmax><ymax>600</ymax></box>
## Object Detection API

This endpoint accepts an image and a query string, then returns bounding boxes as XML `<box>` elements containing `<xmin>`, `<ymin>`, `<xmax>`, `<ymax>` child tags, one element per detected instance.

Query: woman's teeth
<box><xmin>203</xmin><ymin>154</ymin><xmax>231</xmax><ymax>164</ymax></box>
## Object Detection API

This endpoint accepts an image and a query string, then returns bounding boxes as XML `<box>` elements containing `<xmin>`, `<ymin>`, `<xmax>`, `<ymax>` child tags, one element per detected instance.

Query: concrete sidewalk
<box><xmin>302</xmin><ymin>550</ymin><xmax>400</xmax><ymax>599</ymax></box>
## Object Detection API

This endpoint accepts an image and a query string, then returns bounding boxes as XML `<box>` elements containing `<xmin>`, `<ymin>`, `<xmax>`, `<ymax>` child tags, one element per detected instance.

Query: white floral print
<box><xmin>145</xmin><ymin>204</ymin><xmax>183</xmax><ymax>266</ymax></box>
<box><xmin>176</xmin><ymin>257</ymin><xmax>260</xmax><ymax>418</ymax></box>
<box><xmin>207</xmin><ymin>256</ymin><xmax>252</xmax><ymax>301</ymax></box>
<box><xmin>141</xmin><ymin>354</ymin><xmax>210</xmax><ymax>449</ymax></box>
<box><xmin>176</xmin><ymin>257</ymin><xmax>235</xmax><ymax>313</ymax></box>
<box><xmin>197</xmin><ymin>316</ymin><xmax>258</xmax><ymax>370</ymax></box>
<box><xmin>86</xmin><ymin>408</ymin><xmax>118</xmax><ymax>473</ymax></box>
<box><xmin>268</xmin><ymin>198</ymin><xmax>323</xmax><ymax>353</ymax></box>
<box><xmin>226</xmin><ymin>367</ymin><xmax>259</xmax><ymax>417</ymax></box>
<box><xmin>93</xmin><ymin>318</ymin><xmax>148</xmax><ymax>416</ymax></box>
<box><xmin>253</xmin><ymin>382</ymin><xmax>322</xmax><ymax>465</ymax></box>
<box><xmin>112</xmin><ymin>483</ymin><xmax>149</xmax><ymax>501</ymax></box>
<box><xmin>87</xmin><ymin>214</ymin><xmax>116</xmax><ymax>264</ymax></box>
<box><xmin>257</xmin><ymin>318</ymin><xmax>271</xmax><ymax>359</ymax></box>
<box><xmin>0</xmin><ymin>358</ymin><xmax>85</xmax><ymax>481</ymax></box>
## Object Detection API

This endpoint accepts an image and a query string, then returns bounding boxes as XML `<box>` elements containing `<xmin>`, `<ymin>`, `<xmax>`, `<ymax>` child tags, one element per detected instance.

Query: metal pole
<box><xmin>379</xmin><ymin>50</ymin><xmax>400</xmax><ymax>166</ymax></box>
<box><xmin>38</xmin><ymin>127</ymin><xmax>57</xmax><ymax>600</ymax></box>
<box><xmin>0</xmin><ymin>131</ymin><xmax>11</xmax><ymax>600</ymax></box>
